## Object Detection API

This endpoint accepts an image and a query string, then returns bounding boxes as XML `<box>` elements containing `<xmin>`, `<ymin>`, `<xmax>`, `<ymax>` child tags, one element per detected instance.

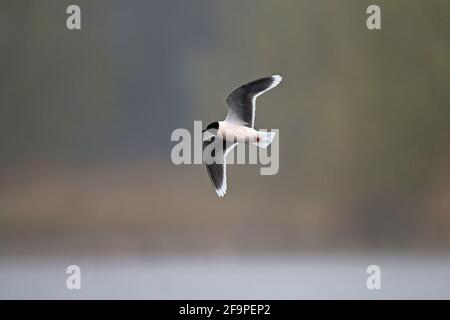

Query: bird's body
<box><xmin>202</xmin><ymin>75</ymin><xmax>283</xmax><ymax>197</ymax></box>
<box><xmin>217</xmin><ymin>121</ymin><xmax>258</xmax><ymax>143</ymax></box>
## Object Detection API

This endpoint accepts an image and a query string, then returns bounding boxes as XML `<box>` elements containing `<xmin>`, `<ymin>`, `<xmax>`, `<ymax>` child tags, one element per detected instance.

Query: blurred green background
<box><xmin>0</xmin><ymin>0</ymin><xmax>449</xmax><ymax>256</ymax></box>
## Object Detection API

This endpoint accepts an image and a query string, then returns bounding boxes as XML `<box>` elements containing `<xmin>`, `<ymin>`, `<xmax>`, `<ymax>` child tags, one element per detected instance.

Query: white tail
<box><xmin>253</xmin><ymin>131</ymin><xmax>275</xmax><ymax>148</ymax></box>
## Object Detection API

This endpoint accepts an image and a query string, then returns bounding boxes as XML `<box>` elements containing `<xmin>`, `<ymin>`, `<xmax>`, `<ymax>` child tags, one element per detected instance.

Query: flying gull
<box><xmin>202</xmin><ymin>75</ymin><xmax>283</xmax><ymax>197</ymax></box>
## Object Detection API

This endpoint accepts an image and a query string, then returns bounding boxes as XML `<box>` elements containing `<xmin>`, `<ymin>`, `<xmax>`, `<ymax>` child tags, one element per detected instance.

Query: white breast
<box><xmin>218</xmin><ymin>121</ymin><xmax>258</xmax><ymax>143</ymax></box>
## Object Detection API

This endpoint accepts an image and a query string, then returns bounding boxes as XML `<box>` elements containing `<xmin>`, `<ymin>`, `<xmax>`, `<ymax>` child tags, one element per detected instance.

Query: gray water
<box><xmin>1</xmin><ymin>254</ymin><xmax>449</xmax><ymax>299</ymax></box>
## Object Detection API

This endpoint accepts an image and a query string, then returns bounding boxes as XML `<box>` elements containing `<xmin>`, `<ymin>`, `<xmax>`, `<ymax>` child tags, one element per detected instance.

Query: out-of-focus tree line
<box><xmin>190</xmin><ymin>0</ymin><xmax>450</xmax><ymax>249</ymax></box>
<box><xmin>0</xmin><ymin>1</ymin><xmax>449</xmax><ymax>254</ymax></box>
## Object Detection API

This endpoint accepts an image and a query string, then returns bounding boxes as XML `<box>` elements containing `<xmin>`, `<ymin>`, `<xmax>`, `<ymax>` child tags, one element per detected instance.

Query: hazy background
<box><xmin>0</xmin><ymin>0</ymin><xmax>449</xmax><ymax>298</ymax></box>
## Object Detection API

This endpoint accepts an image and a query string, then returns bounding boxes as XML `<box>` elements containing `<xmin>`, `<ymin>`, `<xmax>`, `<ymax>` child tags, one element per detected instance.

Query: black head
<box><xmin>202</xmin><ymin>121</ymin><xmax>219</xmax><ymax>132</ymax></box>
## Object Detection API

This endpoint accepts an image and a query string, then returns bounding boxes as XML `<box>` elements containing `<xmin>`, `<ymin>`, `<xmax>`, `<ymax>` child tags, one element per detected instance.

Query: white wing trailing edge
<box><xmin>225</xmin><ymin>75</ymin><xmax>282</xmax><ymax>128</ymax></box>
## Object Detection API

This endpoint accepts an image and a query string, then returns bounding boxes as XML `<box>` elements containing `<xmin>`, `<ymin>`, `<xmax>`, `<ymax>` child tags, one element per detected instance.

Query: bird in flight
<box><xmin>202</xmin><ymin>75</ymin><xmax>283</xmax><ymax>197</ymax></box>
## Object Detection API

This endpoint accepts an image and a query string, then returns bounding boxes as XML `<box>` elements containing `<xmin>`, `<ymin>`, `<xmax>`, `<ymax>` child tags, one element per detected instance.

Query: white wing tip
<box><xmin>216</xmin><ymin>187</ymin><xmax>226</xmax><ymax>197</ymax></box>
<box><xmin>272</xmin><ymin>75</ymin><xmax>283</xmax><ymax>85</ymax></box>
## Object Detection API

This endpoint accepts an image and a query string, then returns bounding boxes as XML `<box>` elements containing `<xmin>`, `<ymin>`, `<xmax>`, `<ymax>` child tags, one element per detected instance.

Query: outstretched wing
<box><xmin>225</xmin><ymin>75</ymin><xmax>282</xmax><ymax>128</ymax></box>
<box><xmin>203</xmin><ymin>137</ymin><xmax>237</xmax><ymax>197</ymax></box>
